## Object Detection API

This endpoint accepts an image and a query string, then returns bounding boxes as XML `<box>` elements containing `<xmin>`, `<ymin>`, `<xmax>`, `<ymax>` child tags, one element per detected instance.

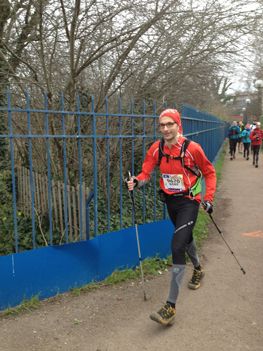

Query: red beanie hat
<box><xmin>159</xmin><ymin>109</ymin><xmax>181</xmax><ymax>126</ymax></box>
<box><xmin>159</xmin><ymin>109</ymin><xmax>183</xmax><ymax>136</ymax></box>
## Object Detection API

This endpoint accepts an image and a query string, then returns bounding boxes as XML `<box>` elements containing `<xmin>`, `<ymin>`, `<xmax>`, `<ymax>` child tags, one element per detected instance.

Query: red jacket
<box><xmin>136</xmin><ymin>136</ymin><xmax>216</xmax><ymax>203</ymax></box>
<box><xmin>249</xmin><ymin>128</ymin><xmax>263</xmax><ymax>145</ymax></box>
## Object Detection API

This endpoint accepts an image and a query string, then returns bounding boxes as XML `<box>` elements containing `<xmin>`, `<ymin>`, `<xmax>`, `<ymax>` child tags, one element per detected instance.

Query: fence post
<box><xmin>92</xmin><ymin>96</ymin><xmax>98</xmax><ymax>237</ymax></box>
<box><xmin>7</xmin><ymin>88</ymin><xmax>18</xmax><ymax>253</ymax></box>
<box><xmin>76</xmin><ymin>94</ymin><xmax>83</xmax><ymax>241</ymax></box>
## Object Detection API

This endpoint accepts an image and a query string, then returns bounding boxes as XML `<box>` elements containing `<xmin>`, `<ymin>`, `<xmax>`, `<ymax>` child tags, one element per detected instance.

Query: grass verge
<box><xmin>1</xmin><ymin>294</ymin><xmax>40</xmax><ymax>318</ymax></box>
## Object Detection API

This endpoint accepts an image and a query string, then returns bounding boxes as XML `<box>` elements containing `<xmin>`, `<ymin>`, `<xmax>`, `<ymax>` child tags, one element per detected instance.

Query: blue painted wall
<box><xmin>0</xmin><ymin>220</ymin><xmax>174</xmax><ymax>311</ymax></box>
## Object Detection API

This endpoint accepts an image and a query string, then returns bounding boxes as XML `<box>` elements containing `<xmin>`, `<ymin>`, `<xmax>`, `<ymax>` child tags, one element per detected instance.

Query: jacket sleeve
<box><xmin>249</xmin><ymin>130</ymin><xmax>256</xmax><ymax>141</ymax></box>
<box><xmin>135</xmin><ymin>142</ymin><xmax>159</xmax><ymax>188</ymax></box>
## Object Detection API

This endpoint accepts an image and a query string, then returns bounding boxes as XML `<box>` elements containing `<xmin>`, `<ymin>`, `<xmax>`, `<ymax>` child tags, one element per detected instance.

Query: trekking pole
<box><xmin>209</xmin><ymin>214</ymin><xmax>246</xmax><ymax>275</ymax></box>
<box><xmin>128</xmin><ymin>172</ymin><xmax>147</xmax><ymax>301</ymax></box>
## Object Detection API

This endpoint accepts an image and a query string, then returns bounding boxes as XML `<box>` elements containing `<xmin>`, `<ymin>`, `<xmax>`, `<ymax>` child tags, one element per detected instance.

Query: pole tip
<box><xmin>241</xmin><ymin>268</ymin><xmax>246</xmax><ymax>274</ymax></box>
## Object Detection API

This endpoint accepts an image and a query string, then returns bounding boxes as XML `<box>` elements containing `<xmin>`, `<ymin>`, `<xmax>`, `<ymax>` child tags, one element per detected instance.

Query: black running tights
<box><xmin>252</xmin><ymin>144</ymin><xmax>260</xmax><ymax>160</ymax></box>
<box><xmin>243</xmin><ymin>143</ymin><xmax>250</xmax><ymax>157</ymax></box>
<box><xmin>229</xmin><ymin>139</ymin><xmax>238</xmax><ymax>156</ymax></box>
<box><xmin>166</xmin><ymin>196</ymin><xmax>200</xmax><ymax>265</ymax></box>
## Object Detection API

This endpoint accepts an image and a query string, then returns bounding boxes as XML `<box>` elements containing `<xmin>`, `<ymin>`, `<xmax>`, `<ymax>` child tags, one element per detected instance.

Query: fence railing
<box><xmin>0</xmin><ymin>89</ymin><xmax>230</xmax><ymax>255</ymax></box>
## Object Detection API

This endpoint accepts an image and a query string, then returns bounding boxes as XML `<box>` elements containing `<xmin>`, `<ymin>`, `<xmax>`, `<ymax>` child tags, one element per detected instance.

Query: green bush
<box><xmin>0</xmin><ymin>170</ymin><xmax>65</xmax><ymax>256</ymax></box>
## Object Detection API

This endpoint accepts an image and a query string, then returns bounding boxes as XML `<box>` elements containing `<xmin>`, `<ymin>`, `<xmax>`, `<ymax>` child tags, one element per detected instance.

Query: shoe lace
<box><xmin>191</xmin><ymin>269</ymin><xmax>202</xmax><ymax>284</ymax></box>
<box><xmin>158</xmin><ymin>304</ymin><xmax>174</xmax><ymax>318</ymax></box>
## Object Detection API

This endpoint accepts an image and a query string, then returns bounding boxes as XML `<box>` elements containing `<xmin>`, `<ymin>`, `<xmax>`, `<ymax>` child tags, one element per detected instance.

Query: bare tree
<box><xmin>1</xmin><ymin>0</ymin><xmax>262</xmax><ymax>196</ymax></box>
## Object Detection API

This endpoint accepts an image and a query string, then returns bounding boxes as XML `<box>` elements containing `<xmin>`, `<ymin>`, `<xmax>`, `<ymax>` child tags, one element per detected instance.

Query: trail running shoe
<box><xmin>149</xmin><ymin>303</ymin><xmax>176</xmax><ymax>326</ymax></box>
<box><xmin>188</xmin><ymin>263</ymin><xmax>204</xmax><ymax>290</ymax></box>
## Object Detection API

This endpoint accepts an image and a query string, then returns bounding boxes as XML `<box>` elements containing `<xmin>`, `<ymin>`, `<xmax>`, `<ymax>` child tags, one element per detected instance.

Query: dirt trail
<box><xmin>1</xmin><ymin>148</ymin><xmax>263</xmax><ymax>351</ymax></box>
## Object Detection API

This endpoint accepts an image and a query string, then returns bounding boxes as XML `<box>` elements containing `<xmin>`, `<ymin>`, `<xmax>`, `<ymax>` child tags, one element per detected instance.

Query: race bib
<box><xmin>162</xmin><ymin>174</ymin><xmax>185</xmax><ymax>192</ymax></box>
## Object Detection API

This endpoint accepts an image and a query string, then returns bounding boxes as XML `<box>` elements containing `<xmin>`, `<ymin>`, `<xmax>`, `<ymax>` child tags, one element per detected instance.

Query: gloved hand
<box><xmin>201</xmin><ymin>200</ymin><xmax>213</xmax><ymax>214</ymax></box>
<box><xmin>255</xmin><ymin>135</ymin><xmax>260</xmax><ymax>141</ymax></box>
<box><xmin>125</xmin><ymin>176</ymin><xmax>138</xmax><ymax>191</ymax></box>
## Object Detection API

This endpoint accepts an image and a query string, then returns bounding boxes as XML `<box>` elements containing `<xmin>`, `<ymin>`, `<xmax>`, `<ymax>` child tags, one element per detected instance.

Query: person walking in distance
<box><xmin>125</xmin><ymin>109</ymin><xmax>216</xmax><ymax>326</ymax></box>
<box><xmin>249</xmin><ymin>122</ymin><xmax>263</xmax><ymax>168</ymax></box>
<box><xmin>241</xmin><ymin>124</ymin><xmax>251</xmax><ymax>160</ymax></box>
<box><xmin>251</xmin><ymin>118</ymin><xmax>257</xmax><ymax>131</ymax></box>
<box><xmin>237</xmin><ymin>121</ymin><xmax>244</xmax><ymax>154</ymax></box>
<box><xmin>228</xmin><ymin>121</ymin><xmax>240</xmax><ymax>160</ymax></box>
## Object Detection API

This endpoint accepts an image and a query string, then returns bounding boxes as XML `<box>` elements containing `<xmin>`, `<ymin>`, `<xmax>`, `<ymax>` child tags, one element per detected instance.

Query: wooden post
<box><xmin>67</xmin><ymin>184</ymin><xmax>73</xmax><ymax>242</ymax></box>
<box><xmin>72</xmin><ymin>185</ymin><xmax>78</xmax><ymax>241</ymax></box>
<box><xmin>57</xmin><ymin>180</ymin><xmax>64</xmax><ymax>235</ymax></box>
<box><xmin>52</xmin><ymin>179</ymin><xmax>58</xmax><ymax>231</ymax></box>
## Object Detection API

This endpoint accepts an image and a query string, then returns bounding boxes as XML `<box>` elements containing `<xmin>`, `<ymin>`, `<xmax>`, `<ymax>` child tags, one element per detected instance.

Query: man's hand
<box><xmin>125</xmin><ymin>176</ymin><xmax>138</xmax><ymax>191</ymax></box>
<box><xmin>201</xmin><ymin>200</ymin><xmax>213</xmax><ymax>215</ymax></box>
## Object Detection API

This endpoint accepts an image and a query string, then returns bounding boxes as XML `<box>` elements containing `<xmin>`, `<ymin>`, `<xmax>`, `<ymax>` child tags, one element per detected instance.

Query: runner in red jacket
<box><xmin>249</xmin><ymin>122</ymin><xmax>263</xmax><ymax>168</ymax></box>
<box><xmin>125</xmin><ymin>109</ymin><xmax>216</xmax><ymax>326</ymax></box>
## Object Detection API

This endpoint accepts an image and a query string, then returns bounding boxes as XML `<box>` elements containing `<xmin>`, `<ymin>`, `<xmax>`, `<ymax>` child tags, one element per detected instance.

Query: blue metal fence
<box><xmin>0</xmin><ymin>89</ymin><xmax>230</xmax><ymax>255</ymax></box>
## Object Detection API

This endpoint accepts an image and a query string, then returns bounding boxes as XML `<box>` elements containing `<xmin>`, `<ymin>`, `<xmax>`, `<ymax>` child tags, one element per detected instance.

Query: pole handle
<box><xmin>128</xmin><ymin>171</ymin><xmax>134</xmax><ymax>195</ymax></box>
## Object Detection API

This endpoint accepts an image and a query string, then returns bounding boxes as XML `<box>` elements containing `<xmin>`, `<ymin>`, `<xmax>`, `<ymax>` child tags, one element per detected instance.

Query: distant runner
<box><xmin>228</xmin><ymin>121</ymin><xmax>240</xmax><ymax>160</ymax></box>
<box><xmin>250</xmin><ymin>122</ymin><xmax>263</xmax><ymax>168</ymax></box>
<box><xmin>241</xmin><ymin>124</ymin><xmax>251</xmax><ymax>160</ymax></box>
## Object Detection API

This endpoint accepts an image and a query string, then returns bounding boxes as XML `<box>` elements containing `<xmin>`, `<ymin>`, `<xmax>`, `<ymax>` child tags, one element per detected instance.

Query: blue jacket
<box><xmin>241</xmin><ymin>129</ymin><xmax>251</xmax><ymax>143</ymax></box>
<box><xmin>228</xmin><ymin>125</ymin><xmax>240</xmax><ymax>139</ymax></box>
